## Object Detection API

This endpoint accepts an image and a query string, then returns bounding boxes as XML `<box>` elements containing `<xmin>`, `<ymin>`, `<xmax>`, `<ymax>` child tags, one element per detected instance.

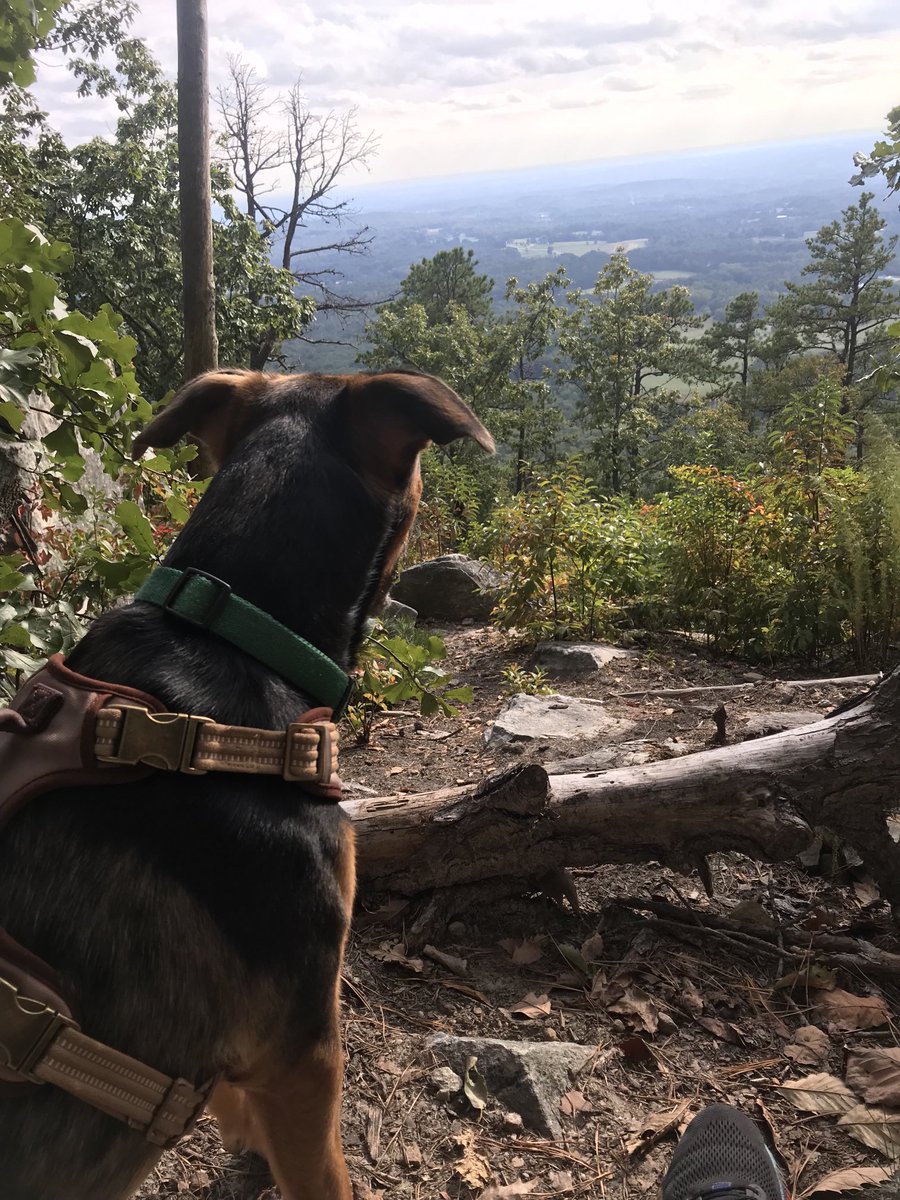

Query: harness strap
<box><xmin>0</xmin><ymin>975</ymin><xmax>212</xmax><ymax>1147</ymax></box>
<box><xmin>95</xmin><ymin>705</ymin><xmax>339</xmax><ymax>789</ymax></box>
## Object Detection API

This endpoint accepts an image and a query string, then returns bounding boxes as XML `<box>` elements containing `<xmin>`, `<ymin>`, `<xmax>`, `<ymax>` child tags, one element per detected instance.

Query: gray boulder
<box><xmin>531</xmin><ymin>641</ymin><xmax>635</xmax><ymax>676</ymax></box>
<box><xmin>380</xmin><ymin>596</ymin><xmax>418</xmax><ymax>625</ymax></box>
<box><xmin>391</xmin><ymin>554</ymin><xmax>505</xmax><ymax>622</ymax></box>
<box><xmin>486</xmin><ymin>693</ymin><xmax>635</xmax><ymax>749</ymax></box>
<box><xmin>428</xmin><ymin>1033</ymin><xmax>593</xmax><ymax>1138</ymax></box>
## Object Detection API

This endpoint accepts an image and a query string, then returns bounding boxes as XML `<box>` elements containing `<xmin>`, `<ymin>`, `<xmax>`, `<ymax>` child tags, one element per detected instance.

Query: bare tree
<box><xmin>216</xmin><ymin>57</ymin><xmax>376</xmax><ymax>321</ymax></box>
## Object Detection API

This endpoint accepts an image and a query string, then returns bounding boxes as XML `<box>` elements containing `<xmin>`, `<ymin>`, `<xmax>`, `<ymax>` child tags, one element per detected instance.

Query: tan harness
<box><xmin>0</xmin><ymin>654</ymin><xmax>340</xmax><ymax>1147</ymax></box>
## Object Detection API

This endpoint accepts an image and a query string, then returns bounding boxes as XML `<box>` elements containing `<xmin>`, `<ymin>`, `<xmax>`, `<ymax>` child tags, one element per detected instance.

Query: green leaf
<box><xmin>114</xmin><ymin>500</ymin><xmax>156</xmax><ymax>556</ymax></box>
<box><xmin>0</xmin><ymin>401</ymin><xmax>26</xmax><ymax>432</ymax></box>
<box><xmin>164</xmin><ymin>492</ymin><xmax>191</xmax><ymax>523</ymax></box>
<box><xmin>0</xmin><ymin>622</ymin><xmax>33</xmax><ymax>648</ymax></box>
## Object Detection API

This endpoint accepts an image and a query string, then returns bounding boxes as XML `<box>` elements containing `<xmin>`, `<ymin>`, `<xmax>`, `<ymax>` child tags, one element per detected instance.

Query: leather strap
<box><xmin>94</xmin><ymin>705</ymin><xmax>339</xmax><ymax>791</ymax></box>
<box><xmin>136</xmin><ymin>567</ymin><xmax>353</xmax><ymax>717</ymax></box>
<box><xmin>34</xmin><ymin>1025</ymin><xmax>212</xmax><ymax>1147</ymax></box>
<box><xmin>0</xmin><ymin>973</ymin><xmax>211</xmax><ymax>1147</ymax></box>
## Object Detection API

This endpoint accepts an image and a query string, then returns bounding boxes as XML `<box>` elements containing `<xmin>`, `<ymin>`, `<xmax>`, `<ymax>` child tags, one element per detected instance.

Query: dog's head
<box><xmin>132</xmin><ymin>369</ymin><xmax>494</xmax><ymax>658</ymax></box>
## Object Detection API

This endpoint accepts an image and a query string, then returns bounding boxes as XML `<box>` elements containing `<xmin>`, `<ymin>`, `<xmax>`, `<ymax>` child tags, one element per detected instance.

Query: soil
<box><xmin>137</xmin><ymin>626</ymin><xmax>900</xmax><ymax>1200</ymax></box>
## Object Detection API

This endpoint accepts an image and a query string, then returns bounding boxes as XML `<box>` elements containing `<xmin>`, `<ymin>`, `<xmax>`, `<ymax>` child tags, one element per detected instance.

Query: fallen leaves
<box><xmin>784</xmin><ymin>1025</ymin><xmax>831</xmax><ymax>1067</ymax></box>
<box><xmin>509</xmin><ymin>993</ymin><xmax>552</xmax><ymax>1021</ymax></box>
<box><xmin>452</xmin><ymin>1128</ymin><xmax>492</xmax><ymax>1190</ymax></box>
<box><xmin>846</xmin><ymin>1048</ymin><xmax>900</xmax><ymax>1108</ymax></box>
<box><xmin>479</xmin><ymin>1180</ymin><xmax>539</xmax><ymax>1199</ymax></box>
<box><xmin>837</xmin><ymin>1105</ymin><xmax>900</xmax><ymax>1160</ymax></box>
<box><xmin>805</xmin><ymin>1166</ymin><xmax>895</xmax><ymax>1196</ymax></box>
<box><xmin>810</xmin><ymin>988</ymin><xmax>890</xmax><ymax>1032</ymax></box>
<box><xmin>499</xmin><ymin>938</ymin><xmax>545</xmax><ymax>966</ymax></box>
<box><xmin>463</xmin><ymin>1056</ymin><xmax>489</xmax><ymax>1112</ymax></box>
<box><xmin>778</xmin><ymin>1073</ymin><xmax>856</xmax><ymax>1116</ymax></box>
<box><xmin>625</xmin><ymin>1099</ymin><xmax>693</xmax><ymax>1158</ymax></box>
<box><xmin>559</xmin><ymin>1090</ymin><xmax>593</xmax><ymax>1119</ymax></box>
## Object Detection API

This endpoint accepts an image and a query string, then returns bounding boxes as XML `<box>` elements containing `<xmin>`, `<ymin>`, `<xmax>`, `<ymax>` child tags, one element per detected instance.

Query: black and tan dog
<box><xmin>0</xmin><ymin>369</ymin><xmax>493</xmax><ymax>1200</ymax></box>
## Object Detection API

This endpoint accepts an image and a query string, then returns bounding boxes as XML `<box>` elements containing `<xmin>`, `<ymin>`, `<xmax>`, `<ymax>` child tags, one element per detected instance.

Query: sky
<box><xmin>32</xmin><ymin>0</ymin><xmax>900</xmax><ymax>186</ymax></box>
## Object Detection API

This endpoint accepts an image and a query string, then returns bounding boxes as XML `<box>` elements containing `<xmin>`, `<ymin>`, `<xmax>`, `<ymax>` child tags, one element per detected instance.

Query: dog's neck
<box><xmin>160</xmin><ymin>419</ymin><xmax>397</xmax><ymax>670</ymax></box>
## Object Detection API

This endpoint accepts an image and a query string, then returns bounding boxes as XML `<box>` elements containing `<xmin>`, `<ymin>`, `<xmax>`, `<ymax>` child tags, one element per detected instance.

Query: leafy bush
<box><xmin>346</xmin><ymin>624</ymin><xmax>473</xmax><ymax>744</ymax></box>
<box><xmin>501</xmin><ymin>663</ymin><xmax>556</xmax><ymax>696</ymax></box>
<box><xmin>0</xmin><ymin>217</ymin><xmax>193</xmax><ymax>695</ymax></box>
<box><xmin>471</xmin><ymin>464</ymin><xmax>661</xmax><ymax>642</ymax></box>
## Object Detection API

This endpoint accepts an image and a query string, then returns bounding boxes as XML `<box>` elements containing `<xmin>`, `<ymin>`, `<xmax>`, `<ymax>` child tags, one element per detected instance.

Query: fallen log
<box><xmin>344</xmin><ymin>668</ymin><xmax>900</xmax><ymax>908</ymax></box>
<box><xmin>616</xmin><ymin>673</ymin><xmax>880</xmax><ymax>700</ymax></box>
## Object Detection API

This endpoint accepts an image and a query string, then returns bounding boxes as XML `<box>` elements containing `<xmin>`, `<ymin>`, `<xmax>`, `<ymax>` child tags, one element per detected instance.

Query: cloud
<box><xmin>681</xmin><ymin>83</ymin><xmax>731</xmax><ymax>100</ymax></box>
<box><xmin>605</xmin><ymin>74</ymin><xmax>655</xmax><ymax>92</ymax></box>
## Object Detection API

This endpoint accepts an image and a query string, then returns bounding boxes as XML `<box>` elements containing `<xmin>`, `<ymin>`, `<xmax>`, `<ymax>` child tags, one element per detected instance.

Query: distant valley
<box><xmin>281</xmin><ymin>133</ymin><xmax>900</xmax><ymax>374</ymax></box>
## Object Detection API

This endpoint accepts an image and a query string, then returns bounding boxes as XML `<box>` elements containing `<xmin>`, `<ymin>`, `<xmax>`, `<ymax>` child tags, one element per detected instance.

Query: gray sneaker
<box><xmin>661</xmin><ymin>1105</ymin><xmax>788</xmax><ymax>1200</ymax></box>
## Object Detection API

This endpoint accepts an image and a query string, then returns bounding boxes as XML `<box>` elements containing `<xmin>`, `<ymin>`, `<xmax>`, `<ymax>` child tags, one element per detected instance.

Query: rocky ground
<box><xmin>138</xmin><ymin>624</ymin><xmax>900</xmax><ymax>1200</ymax></box>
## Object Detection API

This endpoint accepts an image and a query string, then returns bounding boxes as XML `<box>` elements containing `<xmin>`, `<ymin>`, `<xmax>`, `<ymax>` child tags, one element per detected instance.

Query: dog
<box><xmin>0</xmin><ymin>368</ymin><xmax>493</xmax><ymax>1200</ymax></box>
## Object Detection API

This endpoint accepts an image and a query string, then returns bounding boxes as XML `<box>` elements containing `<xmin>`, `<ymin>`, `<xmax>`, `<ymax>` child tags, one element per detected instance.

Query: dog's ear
<box><xmin>132</xmin><ymin>370</ymin><xmax>267</xmax><ymax>467</ymax></box>
<box><xmin>342</xmin><ymin>371</ymin><xmax>495</xmax><ymax>492</ymax></box>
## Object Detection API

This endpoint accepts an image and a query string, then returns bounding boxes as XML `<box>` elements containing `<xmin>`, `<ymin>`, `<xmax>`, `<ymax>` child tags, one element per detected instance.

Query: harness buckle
<box><xmin>0</xmin><ymin>975</ymin><xmax>75</xmax><ymax>1079</ymax></box>
<box><xmin>99</xmin><ymin>706</ymin><xmax>213</xmax><ymax>774</ymax></box>
<box><xmin>283</xmin><ymin>723</ymin><xmax>333</xmax><ymax>784</ymax></box>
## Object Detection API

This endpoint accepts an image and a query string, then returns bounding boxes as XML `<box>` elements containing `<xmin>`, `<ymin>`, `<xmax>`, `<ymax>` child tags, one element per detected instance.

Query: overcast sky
<box><xmin>33</xmin><ymin>0</ymin><xmax>900</xmax><ymax>185</ymax></box>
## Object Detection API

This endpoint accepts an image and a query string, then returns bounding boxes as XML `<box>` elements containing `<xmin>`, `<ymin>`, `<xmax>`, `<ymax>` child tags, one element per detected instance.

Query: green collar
<box><xmin>135</xmin><ymin>567</ymin><xmax>353</xmax><ymax>718</ymax></box>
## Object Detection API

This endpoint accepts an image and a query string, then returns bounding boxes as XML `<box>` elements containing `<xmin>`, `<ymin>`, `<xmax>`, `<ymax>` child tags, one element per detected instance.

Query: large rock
<box><xmin>380</xmin><ymin>596</ymin><xmax>418</xmax><ymax>626</ymax></box>
<box><xmin>531</xmin><ymin>641</ymin><xmax>635</xmax><ymax>676</ymax></box>
<box><xmin>391</xmin><ymin>554</ymin><xmax>505</xmax><ymax>622</ymax></box>
<box><xmin>486</xmin><ymin>693</ymin><xmax>635</xmax><ymax>749</ymax></box>
<box><xmin>428</xmin><ymin>1034</ymin><xmax>593</xmax><ymax>1138</ymax></box>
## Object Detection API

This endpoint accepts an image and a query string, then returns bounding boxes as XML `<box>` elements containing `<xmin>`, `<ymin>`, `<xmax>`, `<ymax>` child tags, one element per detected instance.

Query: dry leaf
<box><xmin>560</xmin><ymin>1090</ymin><xmax>593</xmax><ymax>1117</ymax></box>
<box><xmin>371</xmin><ymin>942</ymin><xmax>425</xmax><ymax>974</ymax></box>
<box><xmin>607</xmin><ymin>986</ymin><xmax>660</xmax><ymax>1034</ymax></box>
<box><xmin>499</xmin><ymin>938</ymin><xmax>544</xmax><ymax>965</ymax></box>
<box><xmin>812</xmin><ymin>989</ymin><xmax>890</xmax><ymax>1032</ymax></box>
<box><xmin>785</xmin><ymin>1025</ymin><xmax>831</xmax><ymax>1067</ymax></box>
<box><xmin>386</xmin><ymin>765</ymin><xmax>404</xmax><ymax>776</ymax></box>
<box><xmin>852</xmin><ymin>878</ymin><xmax>881</xmax><ymax>906</ymax></box>
<box><xmin>775</xmin><ymin>963</ymin><xmax>837</xmax><ymax>992</ymax></box>
<box><xmin>548</xmin><ymin>1170</ymin><xmax>574</xmax><ymax>1193</ymax></box>
<box><xmin>680</xmin><ymin>977</ymin><xmax>704</xmax><ymax>1019</ymax></box>
<box><xmin>464</xmin><ymin>1057</ymin><xmax>489</xmax><ymax>1112</ymax></box>
<box><xmin>696</xmin><ymin>1016</ymin><xmax>745</xmax><ymax>1045</ymax></box>
<box><xmin>731</xmin><ymin>898</ymin><xmax>779</xmax><ymax>930</ymax></box>
<box><xmin>838</xmin><ymin>1104</ymin><xmax>900</xmax><ymax>1160</ymax></box>
<box><xmin>778</xmin><ymin>1073</ymin><xmax>856</xmax><ymax>1116</ymax></box>
<box><xmin>847</xmin><ymin>1048</ymin><xmax>900</xmax><ymax>1108</ymax></box>
<box><xmin>439</xmin><ymin>979</ymin><xmax>491</xmax><ymax>1004</ymax></box>
<box><xmin>806</xmin><ymin>1166</ymin><xmax>895</xmax><ymax>1196</ymax></box>
<box><xmin>479</xmin><ymin>1181</ymin><xmax>539</xmax><ymax>1199</ymax></box>
<box><xmin>581</xmin><ymin>933</ymin><xmax>605</xmax><ymax>963</ymax></box>
<box><xmin>509</xmin><ymin>992</ymin><xmax>552</xmax><ymax>1021</ymax></box>
<box><xmin>403</xmin><ymin>1141</ymin><xmax>423</xmax><ymax>1168</ymax></box>
<box><xmin>452</xmin><ymin>1128</ymin><xmax>492</xmax><ymax>1189</ymax></box>
<box><xmin>625</xmin><ymin>1099</ymin><xmax>693</xmax><ymax>1157</ymax></box>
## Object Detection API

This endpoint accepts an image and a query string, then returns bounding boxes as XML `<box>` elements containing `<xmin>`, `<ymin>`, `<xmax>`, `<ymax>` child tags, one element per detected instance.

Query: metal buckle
<box><xmin>99</xmin><ymin>706</ymin><xmax>213</xmax><ymax>774</ymax></box>
<box><xmin>283</xmin><ymin>723</ymin><xmax>333</xmax><ymax>784</ymax></box>
<box><xmin>162</xmin><ymin>568</ymin><xmax>232</xmax><ymax>629</ymax></box>
<box><xmin>0</xmin><ymin>975</ymin><xmax>75</xmax><ymax>1079</ymax></box>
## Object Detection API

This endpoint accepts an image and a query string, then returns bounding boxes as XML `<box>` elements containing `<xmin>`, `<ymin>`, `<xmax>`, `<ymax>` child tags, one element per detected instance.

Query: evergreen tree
<box><xmin>397</xmin><ymin>248</ymin><xmax>494</xmax><ymax>325</ymax></box>
<box><xmin>703</xmin><ymin>291</ymin><xmax>765</xmax><ymax>394</ymax></box>
<box><xmin>784</xmin><ymin>193</ymin><xmax>898</xmax><ymax>389</ymax></box>
<box><xmin>557</xmin><ymin>251</ymin><xmax>704</xmax><ymax>496</ymax></box>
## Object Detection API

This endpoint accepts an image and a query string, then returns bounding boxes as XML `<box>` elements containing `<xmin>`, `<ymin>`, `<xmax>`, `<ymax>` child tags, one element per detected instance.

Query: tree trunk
<box><xmin>177</xmin><ymin>0</ymin><xmax>218</xmax><ymax>381</ymax></box>
<box><xmin>345</xmin><ymin>669</ymin><xmax>900</xmax><ymax>907</ymax></box>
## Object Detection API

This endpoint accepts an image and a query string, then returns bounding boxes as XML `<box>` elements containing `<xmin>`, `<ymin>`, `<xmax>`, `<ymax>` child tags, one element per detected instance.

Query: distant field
<box><xmin>507</xmin><ymin>237</ymin><xmax>649</xmax><ymax>258</ymax></box>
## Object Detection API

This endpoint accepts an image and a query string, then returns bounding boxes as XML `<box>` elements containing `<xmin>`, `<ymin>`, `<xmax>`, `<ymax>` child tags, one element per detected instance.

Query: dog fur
<box><xmin>0</xmin><ymin>368</ymin><xmax>492</xmax><ymax>1200</ymax></box>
